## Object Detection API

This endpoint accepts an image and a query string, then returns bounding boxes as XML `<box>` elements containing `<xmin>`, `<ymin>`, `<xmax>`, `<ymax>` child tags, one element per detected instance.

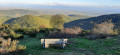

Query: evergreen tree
<box><xmin>50</xmin><ymin>15</ymin><xmax>65</xmax><ymax>29</ymax></box>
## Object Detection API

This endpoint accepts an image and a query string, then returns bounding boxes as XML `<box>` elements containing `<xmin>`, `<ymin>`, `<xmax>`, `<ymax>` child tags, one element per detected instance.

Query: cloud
<box><xmin>0</xmin><ymin>0</ymin><xmax>120</xmax><ymax>7</ymax></box>
<box><xmin>39</xmin><ymin>2</ymin><xmax>90</xmax><ymax>7</ymax></box>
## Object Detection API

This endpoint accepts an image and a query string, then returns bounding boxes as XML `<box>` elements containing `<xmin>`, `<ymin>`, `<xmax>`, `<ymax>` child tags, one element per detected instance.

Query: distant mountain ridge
<box><xmin>0</xmin><ymin>9</ymin><xmax>41</xmax><ymax>17</ymax></box>
<box><xmin>0</xmin><ymin>9</ymin><xmax>92</xmax><ymax>18</ymax></box>
<box><xmin>0</xmin><ymin>4</ymin><xmax>120</xmax><ymax>16</ymax></box>
<box><xmin>64</xmin><ymin>14</ymin><xmax>120</xmax><ymax>30</ymax></box>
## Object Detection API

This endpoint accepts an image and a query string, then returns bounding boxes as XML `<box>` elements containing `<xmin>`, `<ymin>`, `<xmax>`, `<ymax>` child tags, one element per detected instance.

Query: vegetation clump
<box><xmin>0</xmin><ymin>38</ymin><xmax>26</xmax><ymax>54</ymax></box>
<box><xmin>61</xmin><ymin>27</ymin><xmax>82</xmax><ymax>34</ymax></box>
<box><xmin>91</xmin><ymin>21</ymin><xmax>117</xmax><ymax>35</ymax></box>
<box><xmin>9</xmin><ymin>29</ymin><xmax>23</xmax><ymax>39</ymax></box>
<box><xmin>0</xmin><ymin>24</ymin><xmax>24</xmax><ymax>39</ymax></box>
<box><xmin>84</xmin><ymin>21</ymin><xmax>119</xmax><ymax>40</ymax></box>
<box><xmin>48</xmin><ymin>27</ymin><xmax>82</xmax><ymax>38</ymax></box>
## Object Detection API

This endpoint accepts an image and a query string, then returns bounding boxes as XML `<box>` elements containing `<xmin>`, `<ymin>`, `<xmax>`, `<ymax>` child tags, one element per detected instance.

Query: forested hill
<box><xmin>0</xmin><ymin>9</ymin><xmax>40</xmax><ymax>17</ymax></box>
<box><xmin>40</xmin><ymin>14</ymin><xmax>90</xmax><ymax>22</ymax></box>
<box><xmin>8</xmin><ymin>15</ymin><xmax>51</xmax><ymax>28</ymax></box>
<box><xmin>64</xmin><ymin>14</ymin><xmax>120</xmax><ymax>30</ymax></box>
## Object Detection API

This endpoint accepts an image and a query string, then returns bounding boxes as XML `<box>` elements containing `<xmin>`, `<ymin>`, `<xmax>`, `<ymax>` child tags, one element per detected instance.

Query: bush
<box><xmin>48</xmin><ymin>33</ymin><xmax>78</xmax><ymax>38</ymax></box>
<box><xmin>23</xmin><ymin>28</ymin><xmax>37</xmax><ymax>37</ymax></box>
<box><xmin>9</xmin><ymin>30</ymin><xmax>24</xmax><ymax>39</ymax></box>
<box><xmin>0</xmin><ymin>38</ymin><xmax>26</xmax><ymax>54</ymax></box>
<box><xmin>88</xmin><ymin>22</ymin><xmax>119</xmax><ymax>39</ymax></box>
<box><xmin>0</xmin><ymin>24</ymin><xmax>24</xmax><ymax>39</ymax></box>
<box><xmin>12</xmin><ymin>34</ymin><xmax>23</xmax><ymax>39</ymax></box>
<box><xmin>80</xmin><ymin>30</ymin><xmax>90</xmax><ymax>36</ymax></box>
<box><xmin>61</xmin><ymin>27</ymin><xmax>82</xmax><ymax>34</ymax></box>
<box><xmin>0</xmin><ymin>37</ymin><xmax>4</xmax><ymax>42</ymax></box>
<box><xmin>84</xmin><ymin>34</ymin><xmax>108</xmax><ymax>40</ymax></box>
<box><xmin>91</xmin><ymin>22</ymin><xmax>115</xmax><ymax>35</ymax></box>
<box><xmin>0</xmin><ymin>32</ymin><xmax>9</xmax><ymax>38</ymax></box>
<box><xmin>47</xmin><ymin>27</ymin><xmax>82</xmax><ymax>38</ymax></box>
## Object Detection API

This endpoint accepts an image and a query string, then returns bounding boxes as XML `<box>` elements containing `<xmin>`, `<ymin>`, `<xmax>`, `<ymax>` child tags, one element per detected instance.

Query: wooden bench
<box><xmin>41</xmin><ymin>39</ymin><xmax>68</xmax><ymax>48</ymax></box>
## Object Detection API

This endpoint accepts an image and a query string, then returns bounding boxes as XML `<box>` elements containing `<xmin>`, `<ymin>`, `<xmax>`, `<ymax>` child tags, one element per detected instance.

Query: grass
<box><xmin>18</xmin><ymin>34</ymin><xmax>120</xmax><ymax>55</ymax></box>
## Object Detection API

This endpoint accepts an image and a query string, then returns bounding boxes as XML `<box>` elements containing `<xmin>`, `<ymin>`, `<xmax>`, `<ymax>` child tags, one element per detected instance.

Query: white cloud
<box><xmin>38</xmin><ymin>2</ymin><xmax>90</xmax><ymax>7</ymax></box>
<box><xmin>0</xmin><ymin>0</ymin><xmax>119</xmax><ymax>7</ymax></box>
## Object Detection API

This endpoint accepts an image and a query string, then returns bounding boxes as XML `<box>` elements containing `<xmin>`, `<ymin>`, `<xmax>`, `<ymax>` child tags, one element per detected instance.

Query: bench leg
<box><xmin>45</xmin><ymin>43</ymin><xmax>49</xmax><ymax>48</ymax></box>
<box><xmin>62</xmin><ymin>44</ymin><xmax>66</xmax><ymax>49</ymax></box>
<box><xmin>43</xmin><ymin>43</ymin><xmax>45</xmax><ymax>49</ymax></box>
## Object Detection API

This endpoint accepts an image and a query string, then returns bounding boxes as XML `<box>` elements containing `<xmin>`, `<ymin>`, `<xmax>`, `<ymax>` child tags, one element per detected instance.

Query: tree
<box><xmin>50</xmin><ymin>15</ymin><xmax>65</xmax><ymax>29</ymax></box>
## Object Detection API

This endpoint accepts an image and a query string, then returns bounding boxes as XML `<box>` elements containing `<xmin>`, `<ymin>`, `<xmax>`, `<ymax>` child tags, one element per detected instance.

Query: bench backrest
<box><xmin>41</xmin><ymin>39</ymin><xmax>68</xmax><ymax>44</ymax></box>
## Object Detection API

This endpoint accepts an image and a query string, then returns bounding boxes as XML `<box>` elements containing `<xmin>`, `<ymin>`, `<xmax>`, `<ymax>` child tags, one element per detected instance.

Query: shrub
<box><xmin>84</xmin><ymin>34</ymin><xmax>108</xmax><ymax>40</ymax></box>
<box><xmin>12</xmin><ymin>34</ymin><xmax>23</xmax><ymax>39</ymax></box>
<box><xmin>0</xmin><ymin>37</ymin><xmax>4</xmax><ymax>42</ymax></box>
<box><xmin>80</xmin><ymin>30</ymin><xmax>90</xmax><ymax>36</ymax></box>
<box><xmin>48</xmin><ymin>33</ymin><xmax>78</xmax><ymax>38</ymax></box>
<box><xmin>23</xmin><ymin>28</ymin><xmax>37</xmax><ymax>37</ymax></box>
<box><xmin>0</xmin><ymin>38</ymin><xmax>26</xmax><ymax>53</ymax></box>
<box><xmin>113</xmin><ymin>29</ymin><xmax>118</xmax><ymax>35</ymax></box>
<box><xmin>87</xmin><ymin>21</ymin><xmax>118</xmax><ymax>39</ymax></box>
<box><xmin>61</xmin><ymin>27</ymin><xmax>82</xmax><ymax>34</ymax></box>
<box><xmin>0</xmin><ymin>32</ymin><xmax>9</xmax><ymax>38</ymax></box>
<box><xmin>9</xmin><ymin>30</ymin><xmax>24</xmax><ymax>39</ymax></box>
<box><xmin>17</xmin><ymin>45</ymin><xmax>26</xmax><ymax>50</ymax></box>
<box><xmin>48</xmin><ymin>27</ymin><xmax>82</xmax><ymax>38</ymax></box>
<box><xmin>91</xmin><ymin>22</ymin><xmax>114</xmax><ymax>35</ymax></box>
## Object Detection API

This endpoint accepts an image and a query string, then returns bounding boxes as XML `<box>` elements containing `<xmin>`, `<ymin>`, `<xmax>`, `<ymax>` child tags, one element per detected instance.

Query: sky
<box><xmin>0</xmin><ymin>0</ymin><xmax>120</xmax><ymax>6</ymax></box>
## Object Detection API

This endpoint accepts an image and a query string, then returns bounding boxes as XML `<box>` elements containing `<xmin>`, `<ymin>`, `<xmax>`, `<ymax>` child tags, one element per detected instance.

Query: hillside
<box><xmin>0</xmin><ymin>16</ymin><xmax>11</xmax><ymax>25</ymax></box>
<box><xmin>64</xmin><ymin>14</ymin><xmax>120</xmax><ymax>30</ymax></box>
<box><xmin>68</xmin><ymin>14</ymin><xmax>90</xmax><ymax>18</ymax></box>
<box><xmin>0</xmin><ymin>9</ymin><xmax>41</xmax><ymax>17</ymax></box>
<box><xmin>8</xmin><ymin>15</ymin><xmax>51</xmax><ymax>28</ymax></box>
<box><xmin>0</xmin><ymin>9</ymin><xmax>91</xmax><ymax>23</ymax></box>
<box><xmin>40</xmin><ymin>14</ymin><xmax>90</xmax><ymax>22</ymax></box>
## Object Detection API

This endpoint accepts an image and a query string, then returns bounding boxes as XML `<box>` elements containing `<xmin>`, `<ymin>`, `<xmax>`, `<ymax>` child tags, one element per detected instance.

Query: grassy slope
<box><xmin>19</xmin><ymin>35</ymin><xmax>120</xmax><ymax>55</ymax></box>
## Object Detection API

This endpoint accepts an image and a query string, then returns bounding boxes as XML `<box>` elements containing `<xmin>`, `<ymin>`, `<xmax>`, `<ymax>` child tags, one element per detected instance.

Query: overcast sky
<box><xmin>0</xmin><ymin>0</ymin><xmax>120</xmax><ymax>6</ymax></box>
